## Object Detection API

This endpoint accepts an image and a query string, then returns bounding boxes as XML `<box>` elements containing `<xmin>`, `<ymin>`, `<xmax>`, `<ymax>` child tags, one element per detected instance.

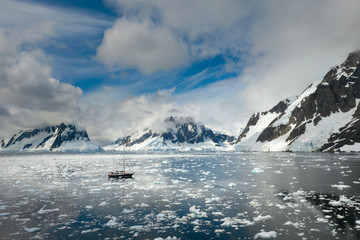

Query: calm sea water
<box><xmin>0</xmin><ymin>152</ymin><xmax>359</xmax><ymax>239</ymax></box>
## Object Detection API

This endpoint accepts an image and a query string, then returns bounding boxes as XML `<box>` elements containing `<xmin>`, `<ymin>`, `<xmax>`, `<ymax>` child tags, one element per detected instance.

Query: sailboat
<box><xmin>108</xmin><ymin>156</ymin><xmax>134</xmax><ymax>178</ymax></box>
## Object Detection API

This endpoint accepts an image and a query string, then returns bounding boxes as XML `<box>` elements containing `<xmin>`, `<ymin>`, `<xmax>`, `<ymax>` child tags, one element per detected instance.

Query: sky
<box><xmin>0</xmin><ymin>0</ymin><xmax>360</xmax><ymax>145</ymax></box>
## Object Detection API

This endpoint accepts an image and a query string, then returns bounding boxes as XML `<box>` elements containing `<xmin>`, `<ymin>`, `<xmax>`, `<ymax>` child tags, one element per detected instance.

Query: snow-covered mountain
<box><xmin>236</xmin><ymin>50</ymin><xmax>360</xmax><ymax>152</ymax></box>
<box><xmin>0</xmin><ymin>122</ymin><xmax>102</xmax><ymax>152</ymax></box>
<box><xmin>104</xmin><ymin>116</ymin><xmax>236</xmax><ymax>151</ymax></box>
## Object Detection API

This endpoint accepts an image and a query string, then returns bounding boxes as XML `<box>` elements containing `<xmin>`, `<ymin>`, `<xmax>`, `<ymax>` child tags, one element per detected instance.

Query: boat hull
<box><xmin>107</xmin><ymin>172</ymin><xmax>134</xmax><ymax>178</ymax></box>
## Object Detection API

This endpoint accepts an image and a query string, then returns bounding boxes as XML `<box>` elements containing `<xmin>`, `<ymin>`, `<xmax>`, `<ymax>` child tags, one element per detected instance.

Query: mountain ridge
<box><xmin>236</xmin><ymin>50</ymin><xmax>360</xmax><ymax>152</ymax></box>
<box><xmin>2</xmin><ymin>51</ymin><xmax>360</xmax><ymax>153</ymax></box>
<box><xmin>104</xmin><ymin>116</ymin><xmax>236</xmax><ymax>151</ymax></box>
<box><xmin>0</xmin><ymin>121</ymin><xmax>102</xmax><ymax>152</ymax></box>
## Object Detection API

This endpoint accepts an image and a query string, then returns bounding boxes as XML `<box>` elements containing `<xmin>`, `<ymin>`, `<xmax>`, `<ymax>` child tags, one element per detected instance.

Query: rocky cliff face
<box><xmin>0</xmin><ymin>122</ymin><xmax>101</xmax><ymax>152</ymax></box>
<box><xmin>106</xmin><ymin>116</ymin><xmax>235</xmax><ymax>151</ymax></box>
<box><xmin>236</xmin><ymin>51</ymin><xmax>360</xmax><ymax>152</ymax></box>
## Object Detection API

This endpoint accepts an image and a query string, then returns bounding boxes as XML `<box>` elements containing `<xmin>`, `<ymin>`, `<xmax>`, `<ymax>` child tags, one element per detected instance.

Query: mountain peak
<box><xmin>105</xmin><ymin>116</ymin><xmax>235</xmax><ymax>151</ymax></box>
<box><xmin>164</xmin><ymin>116</ymin><xmax>196</xmax><ymax>125</ymax></box>
<box><xmin>346</xmin><ymin>50</ymin><xmax>360</xmax><ymax>64</ymax></box>
<box><xmin>0</xmin><ymin>122</ymin><xmax>101</xmax><ymax>152</ymax></box>
<box><xmin>236</xmin><ymin>50</ymin><xmax>360</xmax><ymax>152</ymax></box>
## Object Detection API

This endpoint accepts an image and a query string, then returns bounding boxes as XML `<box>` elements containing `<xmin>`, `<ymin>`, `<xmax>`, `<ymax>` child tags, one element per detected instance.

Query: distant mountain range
<box><xmin>236</xmin><ymin>50</ymin><xmax>360</xmax><ymax>152</ymax></box>
<box><xmin>103</xmin><ymin>116</ymin><xmax>235</xmax><ymax>152</ymax></box>
<box><xmin>2</xmin><ymin>51</ymin><xmax>360</xmax><ymax>153</ymax></box>
<box><xmin>0</xmin><ymin>122</ymin><xmax>101</xmax><ymax>152</ymax></box>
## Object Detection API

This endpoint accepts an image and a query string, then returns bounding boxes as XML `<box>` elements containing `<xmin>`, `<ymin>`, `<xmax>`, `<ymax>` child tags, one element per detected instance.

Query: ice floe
<box><xmin>24</xmin><ymin>227</ymin><xmax>41</xmax><ymax>233</ymax></box>
<box><xmin>0</xmin><ymin>152</ymin><xmax>359</xmax><ymax>239</ymax></box>
<box><xmin>254</xmin><ymin>230</ymin><xmax>277</xmax><ymax>239</ymax></box>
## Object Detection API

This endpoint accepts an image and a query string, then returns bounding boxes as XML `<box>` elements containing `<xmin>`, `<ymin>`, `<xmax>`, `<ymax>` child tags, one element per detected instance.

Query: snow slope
<box><xmin>104</xmin><ymin>116</ymin><xmax>235</xmax><ymax>152</ymax></box>
<box><xmin>0</xmin><ymin>121</ymin><xmax>102</xmax><ymax>152</ymax></box>
<box><xmin>236</xmin><ymin>50</ymin><xmax>360</xmax><ymax>152</ymax></box>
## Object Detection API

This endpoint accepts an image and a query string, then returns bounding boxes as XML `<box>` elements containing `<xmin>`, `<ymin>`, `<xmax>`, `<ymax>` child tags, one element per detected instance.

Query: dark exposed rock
<box><xmin>37</xmin><ymin>135</ymin><xmax>53</xmax><ymax>148</ymax></box>
<box><xmin>313</xmin><ymin>115</ymin><xmax>321</xmax><ymax>126</ymax></box>
<box><xmin>315</xmin><ymin>85</ymin><xmax>338</xmax><ymax>117</ymax></box>
<box><xmin>286</xmin><ymin>123</ymin><xmax>306</xmax><ymax>142</ymax></box>
<box><xmin>49</xmin><ymin>123</ymin><xmax>89</xmax><ymax>150</ymax></box>
<box><xmin>114</xmin><ymin>116</ymin><xmax>235</xmax><ymax>148</ymax></box>
<box><xmin>237</xmin><ymin>50</ymin><xmax>360</xmax><ymax>151</ymax></box>
<box><xmin>236</xmin><ymin>99</ymin><xmax>292</xmax><ymax>143</ymax></box>
<box><xmin>256</xmin><ymin>124</ymin><xmax>292</xmax><ymax>142</ymax></box>
<box><xmin>131</xmin><ymin>131</ymin><xmax>153</xmax><ymax>146</ymax></box>
<box><xmin>114</xmin><ymin>136</ymin><xmax>131</xmax><ymax>146</ymax></box>
<box><xmin>1</xmin><ymin>122</ymin><xmax>92</xmax><ymax>152</ymax></box>
<box><xmin>320</xmin><ymin>119</ymin><xmax>360</xmax><ymax>152</ymax></box>
<box><xmin>236</xmin><ymin>113</ymin><xmax>260</xmax><ymax>142</ymax></box>
<box><xmin>215</xmin><ymin>133</ymin><xmax>236</xmax><ymax>143</ymax></box>
<box><xmin>23</xmin><ymin>144</ymin><xmax>32</xmax><ymax>149</ymax></box>
<box><xmin>269</xmin><ymin>99</ymin><xmax>291</xmax><ymax>113</ymax></box>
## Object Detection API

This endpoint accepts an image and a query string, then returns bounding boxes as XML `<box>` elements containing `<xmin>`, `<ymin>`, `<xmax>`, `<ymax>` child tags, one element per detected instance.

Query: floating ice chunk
<box><xmin>276</xmin><ymin>204</ymin><xmax>287</xmax><ymax>210</ymax></box>
<box><xmin>0</xmin><ymin>213</ymin><xmax>10</xmax><ymax>217</ymax></box>
<box><xmin>316</xmin><ymin>217</ymin><xmax>328</xmax><ymax>223</ymax></box>
<box><xmin>284</xmin><ymin>221</ymin><xmax>300</xmax><ymax>228</ymax></box>
<box><xmin>104</xmin><ymin>218</ymin><xmax>117</xmax><ymax>228</ymax></box>
<box><xmin>254</xmin><ymin>231</ymin><xmax>277</xmax><ymax>239</ymax></box>
<box><xmin>122</xmin><ymin>208</ymin><xmax>134</xmax><ymax>214</ymax></box>
<box><xmin>85</xmin><ymin>205</ymin><xmax>93</xmax><ymax>210</ymax></box>
<box><xmin>293</xmin><ymin>190</ymin><xmax>306</xmax><ymax>196</ymax></box>
<box><xmin>329</xmin><ymin>195</ymin><xmax>352</xmax><ymax>206</ymax></box>
<box><xmin>58</xmin><ymin>214</ymin><xmax>68</xmax><ymax>219</ymax></box>
<box><xmin>249</xmin><ymin>200</ymin><xmax>261</xmax><ymax>207</ymax></box>
<box><xmin>283</xmin><ymin>195</ymin><xmax>292</xmax><ymax>201</ymax></box>
<box><xmin>201</xmin><ymin>171</ymin><xmax>211</xmax><ymax>175</ymax></box>
<box><xmin>251</xmin><ymin>168</ymin><xmax>264</xmax><ymax>173</ymax></box>
<box><xmin>214</xmin><ymin>229</ymin><xmax>225</xmax><ymax>233</ymax></box>
<box><xmin>138</xmin><ymin>203</ymin><xmax>149</xmax><ymax>207</ymax></box>
<box><xmin>331</xmin><ymin>184</ymin><xmax>350</xmax><ymax>190</ymax></box>
<box><xmin>154</xmin><ymin>237</ymin><xmax>179</xmax><ymax>240</ymax></box>
<box><xmin>98</xmin><ymin>201</ymin><xmax>108</xmax><ymax>206</ymax></box>
<box><xmin>171</xmin><ymin>180</ymin><xmax>180</xmax><ymax>184</ymax></box>
<box><xmin>254</xmin><ymin>215</ymin><xmax>272</xmax><ymax>222</ymax></box>
<box><xmin>81</xmin><ymin>228</ymin><xmax>100</xmax><ymax>234</ymax></box>
<box><xmin>212</xmin><ymin>212</ymin><xmax>224</xmax><ymax>216</ymax></box>
<box><xmin>156</xmin><ymin>210</ymin><xmax>176</xmax><ymax>222</ymax></box>
<box><xmin>220</xmin><ymin>217</ymin><xmax>254</xmax><ymax>227</ymax></box>
<box><xmin>205</xmin><ymin>196</ymin><xmax>221</xmax><ymax>203</ymax></box>
<box><xmin>25</xmin><ymin>227</ymin><xmax>41</xmax><ymax>233</ymax></box>
<box><xmin>191</xmin><ymin>219</ymin><xmax>200</xmax><ymax>225</ymax></box>
<box><xmin>356</xmin><ymin>220</ymin><xmax>360</xmax><ymax>229</ymax></box>
<box><xmin>0</xmin><ymin>205</ymin><xmax>8</xmax><ymax>210</ymax></box>
<box><xmin>188</xmin><ymin>205</ymin><xmax>207</xmax><ymax>218</ymax></box>
<box><xmin>129</xmin><ymin>225</ymin><xmax>144</xmax><ymax>231</ymax></box>
<box><xmin>37</xmin><ymin>205</ymin><xmax>59</xmax><ymax>214</ymax></box>
<box><xmin>228</xmin><ymin>182</ymin><xmax>236</xmax><ymax>188</ymax></box>
<box><xmin>220</xmin><ymin>217</ymin><xmax>235</xmax><ymax>227</ymax></box>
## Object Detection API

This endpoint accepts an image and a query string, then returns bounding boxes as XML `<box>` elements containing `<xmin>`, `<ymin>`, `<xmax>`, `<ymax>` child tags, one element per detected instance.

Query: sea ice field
<box><xmin>0</xmin><ymin>152</ymin><xmax>359</xmax><ymax>239</ymax></box>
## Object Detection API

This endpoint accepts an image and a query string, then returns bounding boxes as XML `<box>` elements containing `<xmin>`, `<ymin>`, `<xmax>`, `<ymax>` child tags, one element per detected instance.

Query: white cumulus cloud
<box><xmin>96</xmin><ymin>19</ymin><xmax>189</xmax><ymax>74</ymax></box>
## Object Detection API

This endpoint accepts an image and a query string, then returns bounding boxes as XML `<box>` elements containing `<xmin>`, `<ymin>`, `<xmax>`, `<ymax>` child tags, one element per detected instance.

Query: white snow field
<box><xmin>0</xmin><ymin>152</ymin><xmax>359</xmax><ymax>239</ymax></box>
